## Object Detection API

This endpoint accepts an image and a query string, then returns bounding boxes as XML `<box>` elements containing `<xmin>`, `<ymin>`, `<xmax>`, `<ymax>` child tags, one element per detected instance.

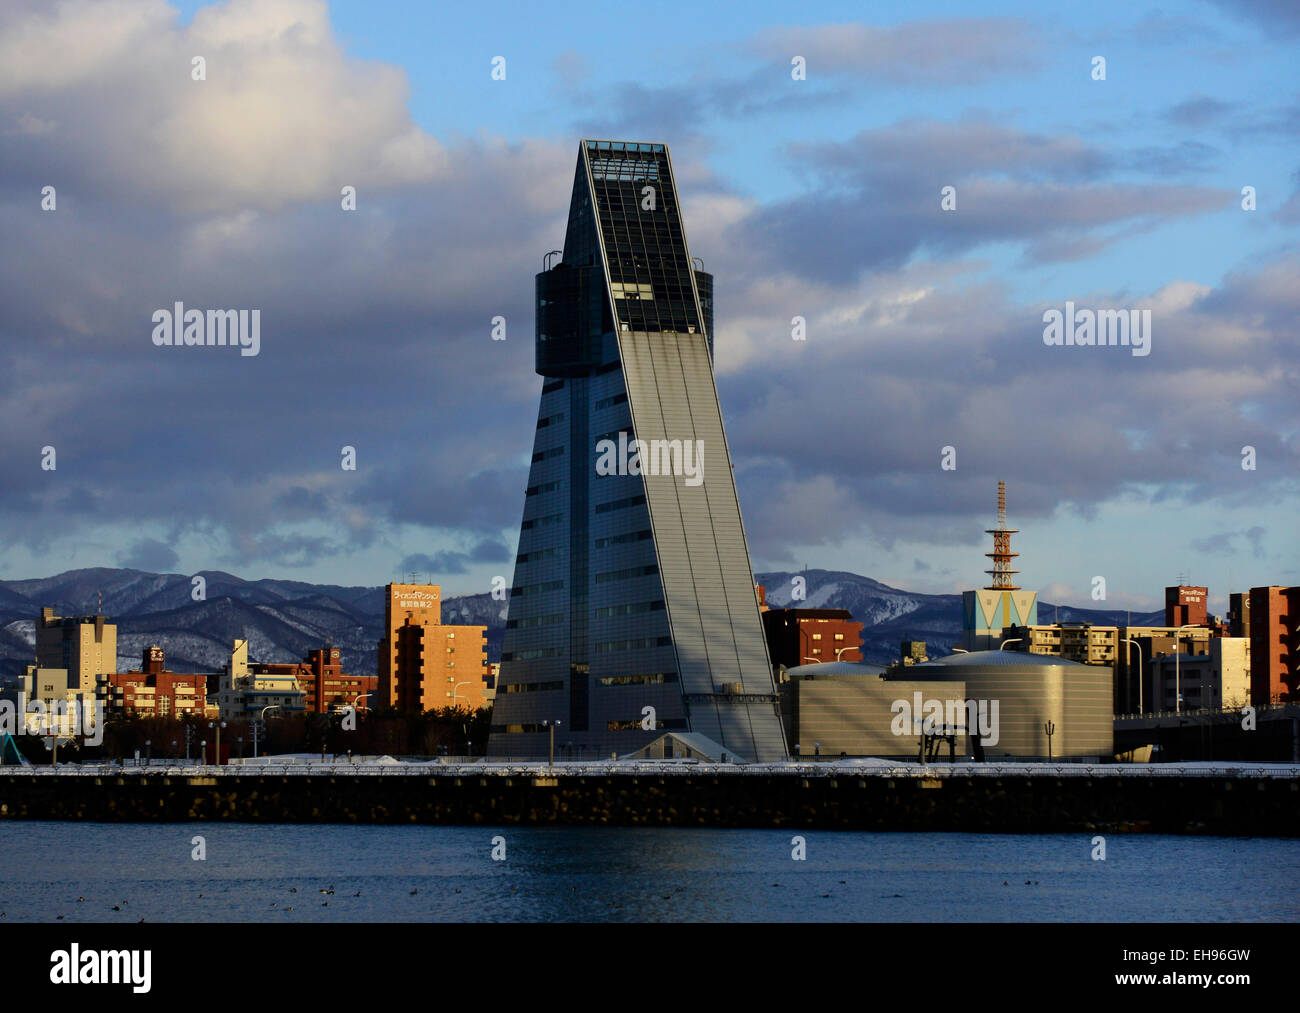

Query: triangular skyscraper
<box><xmin>488</xmin><ymin>140</ymin><xmax>787</xmax><ymax>762</ymax></box>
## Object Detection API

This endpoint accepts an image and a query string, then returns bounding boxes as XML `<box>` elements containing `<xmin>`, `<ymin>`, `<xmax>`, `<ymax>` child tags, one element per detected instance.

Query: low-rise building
<box><xmin>248</xmin><ymin>646</ymin><xmax>376</xmax><ymax>714</ymax></box>
<box><xmin>214</xmin><ymin>639</ymin><xmax>307</xmax><ymax>721</ymax></box>
<box><xmin>762</xmin><ymin>608</ymin><xmax>864</xmax><ymax>668</ymax></box>
<box><xmin>782</xmin><ymin>663</ymin><xmax>964</xmax><ymax>759</ymax></box>
<box><xmin>1009</xmin><ymin>623</ymin><xmax>1118</xmax><ymax>666</ymax></box>
<box><xmin>97</xmin><ymin>647</ymin><xmax>208</xmax><ymax>719</ymax></box>
<box><xmin>1149</xmin><ymin>638</ymin><xmax>1250</xmax><ymax>711</ymax></box>
<box><xmin>1116</xmin><ymin>625</ymin><xmax>1214</xmax><ymax>714</ymax></box>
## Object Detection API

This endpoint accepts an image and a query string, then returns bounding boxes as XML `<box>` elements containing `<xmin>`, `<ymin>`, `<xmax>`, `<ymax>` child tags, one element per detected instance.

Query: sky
<box><xmin>0</xmin><ymin>0</ymin><xmax>1296</xmax><ymax>614</ymax></box>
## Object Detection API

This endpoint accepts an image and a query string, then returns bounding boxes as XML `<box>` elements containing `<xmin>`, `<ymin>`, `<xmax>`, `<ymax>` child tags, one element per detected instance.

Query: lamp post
<box><xmin>237</xmin><ymin>736</ymin><xmax>244</xmax><ymax>761</ymax></box>
<box><xmin>802</xmin><ymin>657</ymin><xmax>820</xmax><ymax>665</ymax></box>
<box><xmin>999</xmin><ymin>638</ymin><xmax>1023</xmax><ymax>652</ymax></box>
<box><xmin>208</xmin><ymin>720</ymin><xmax>227</xmax><ymax>766</ymax></box>
<box><xmin>352</xmin><ymin>691</ymin><xmax>371</xmax><ymax>712</ymax></box>
<box><xmin>145</xmin><ymin>739</ymin><xmax>151</xmax><ymax>767</ymax></box>
<box><xmin>257</xmin><ymin>704</ymin><xmax>281</xmax><ymax>758</ymax></box>
<box><xmin>1043</xmin><ymin>720</ymin><xmax>1056</xmax><ymax>760</ymax></box>
<box><xmin>1122</xmin><ymin>638</ymin><xmax>1142</xmax><ymax>714</ymax></box>
<box><xmin>541</xmin><ymin>719</ymin><xmax>561</xmax><ymax>767</ymax></box>
<box><xmin>200</xmin><ymin>739</ymin><xmax>206</xmax><ymax>766</ymax></box>
<box><xmin>1173</xmin><ymin>624</ymin><xmax>1198</xmax><ymax>716</ymax></box>
<box><xmin>833</xmin><ymin>646</ymin><xmax>857</xmax><ymax>661</ymax></box>
<box><xmin>951</xmin><ymin>648</ymin><xmax>968</xmax><ymax>654</ymax></box>
<box><xmin>449</xmin><ymin>682</ymin><xmax>472</xmax><ymax>709</ymax></box>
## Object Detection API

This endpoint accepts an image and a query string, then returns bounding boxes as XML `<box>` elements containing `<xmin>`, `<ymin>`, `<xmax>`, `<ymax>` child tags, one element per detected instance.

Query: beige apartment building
<box><xmin>35</xmin><ymin>608</ymin><xmax>117</xmax><ymax>695</ymax></box>
<box><xmin>1012</xmin><ymin>623</ymin><xmax>1118</xmax><ymax>666</ymax></box>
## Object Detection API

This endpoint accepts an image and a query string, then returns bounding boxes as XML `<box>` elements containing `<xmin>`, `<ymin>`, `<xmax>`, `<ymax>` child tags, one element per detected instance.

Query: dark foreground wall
<box><xmin>1</xmin><ymin>771</ymin><xmax>1297</xmax><ymax>835</ymax></box>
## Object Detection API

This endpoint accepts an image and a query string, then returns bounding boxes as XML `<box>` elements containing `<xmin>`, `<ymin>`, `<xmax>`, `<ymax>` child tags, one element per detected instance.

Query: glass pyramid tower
<box><xmin>487</xmin><ymin>140</ymin><xmax>788</xmax><ymax>762</ymax></box>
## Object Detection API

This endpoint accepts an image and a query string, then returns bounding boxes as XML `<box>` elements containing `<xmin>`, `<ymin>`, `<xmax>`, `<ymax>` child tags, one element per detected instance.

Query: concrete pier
<box><xmin>1</xmin><ymin>761</ymin><xmax>1297</xmax><ymax>835</ymax></box>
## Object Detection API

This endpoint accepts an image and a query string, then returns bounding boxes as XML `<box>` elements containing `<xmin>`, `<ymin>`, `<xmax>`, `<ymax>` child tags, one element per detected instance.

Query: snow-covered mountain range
<box><xmin>0</xmin><ymin>566</ymin><xmax>1160</xmax><ymax>679</ymax></box>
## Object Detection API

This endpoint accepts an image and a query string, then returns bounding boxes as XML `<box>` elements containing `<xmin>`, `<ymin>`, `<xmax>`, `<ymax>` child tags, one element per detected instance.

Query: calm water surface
<box><xmin>1</xmin><ymin>823</ymin><xmax>1295</xmax><ymax>922</ymax></box>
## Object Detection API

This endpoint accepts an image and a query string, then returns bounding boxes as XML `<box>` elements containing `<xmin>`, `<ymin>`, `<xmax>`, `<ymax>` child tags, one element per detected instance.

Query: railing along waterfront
<box><xmin>5</xmin><ymin>760</ymin><xmax>1298</xmax><ymax>779</ymax></box>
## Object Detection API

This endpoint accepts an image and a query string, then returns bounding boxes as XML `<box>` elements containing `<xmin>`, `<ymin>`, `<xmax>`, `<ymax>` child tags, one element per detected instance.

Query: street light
<box><xmin>999</xmin><ymin>638</ymin><xmax>1023</xmax><ymax>652</ymax></box>
<box><xmin>449</xmin><ymin>682</ymin><xmax>472</xmax><ymax>708</ymax></box>
<box><xmin>541</xmin><ymin>719</ymin><xmax>562</xmax><ymax>767</ymax></box>
<box><xmin>833</xmin><ymin>646</ymin><xmax>857</xmax><ymax>661</ymax></box>
<box><xmin>352</xmin><ymin>691</ymin><xmax>372</xmax><ymax>711</ymax></box>
<box><xmin>208</xmin><ymin>720</ymin><xmax>227</xmax><ymax>766</ymax></box>
<box><xmin>200</xmin><ymin>739</ymin><xmax>206</xmax><ymax>766</ymax></box>
<box><xmin>1122</xmin><ymin>637</ymin><xmax>1143</xmax><ymax>714</ymax></box>
<box><xmin>145</xmin><ymin>739</ymin><xmax>151</xmax><ymax>767</ymax></box>
<box><xmin>802</xmin><ymin>656</ymin><xmax>821</xmax><ymax>665</ymax></box>
<box><xmin>951</xmin><ymin>648</ymin><xmax>969</xmax><ymax>654</ymax></box>
<box><xmin>256</xmin><ymin>704</ymin><xmax>281</xmax><ymax>758</ymax></box>
<box><xmin>1173</xmin><ymin>624</ymin><xmax>1199</xmax><ymax>716</ymax></box>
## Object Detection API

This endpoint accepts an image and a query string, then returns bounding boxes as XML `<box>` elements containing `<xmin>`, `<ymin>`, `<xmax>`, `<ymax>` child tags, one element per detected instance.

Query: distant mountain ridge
<box><xmin>756</xmin><ymin>570</ymin><xmax>1162</xmax><ymax>664</ymax></box>
<box><xmin>0</xmin><ymin>567</ymin><xmax>1162</xmax><ymax>680</ymax></box>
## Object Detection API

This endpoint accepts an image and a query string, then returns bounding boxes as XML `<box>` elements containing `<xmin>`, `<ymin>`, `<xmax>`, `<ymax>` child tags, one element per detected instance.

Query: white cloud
<box><xmin>0</xmin><ymin>0</ymin><xmax>448</xmax><ymax>212</ymax></box>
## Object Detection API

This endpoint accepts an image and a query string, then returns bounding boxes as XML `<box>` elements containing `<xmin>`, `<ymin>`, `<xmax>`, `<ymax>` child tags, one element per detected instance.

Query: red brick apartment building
<box><xmin>762</xmin><ymin>608</ymin><xmax>864</xmax><ymax>667</ymax></box>
<box><xmin>1248</xmin><ymin>586</ymin><xmax>1298</xmax><ymax>704</ymax></box>
<box><xmin>98</xmin><ymin>646</ymin><xmax>207</xmax><ymax>718</ymax></box>
<box><xmin>252</xmin><ymin>646</ymin><xmax>378</xmax><ymax>714</ymax></box>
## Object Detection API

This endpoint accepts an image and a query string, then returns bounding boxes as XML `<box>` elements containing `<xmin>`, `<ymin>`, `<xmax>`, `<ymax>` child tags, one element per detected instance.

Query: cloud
<box><xmin>722</xmin><ymin>119</ymin><xmax>1232</xmax><ymax>283</ymax></box>
<box><xmin>0</xmin><ymin>0</ymin><xmax>448</xmax><ymax>213</ymax></box>
<box><xmin>0</xmin><ymin>0</ymin><xmax>1292</xmax><ymax>588</ymax></box>
<box><xmin>746</xmin><ymin>19</ymin><xmax>1043</xmax><ymax>85</ymax></box>
<box><xmin>715</xmin><ymin>249</ymin><xmax>1300</xmax><ymax>552</ymax></box>
<box><xmin>1193</xmin><ymin>526</ymin><xmax>1267</xmax><ymax>558</ymax></box>
<box><xmin>397</xmin><ymin>543</ymin><xmax>506</xmax><ymax>576</ymax></box>
<box><xmin>1206</xmin><ymin>0</ymin><xmax>1300</xmax><ymax>35</ymax></box>
<box><xmin>1163</xmin><ymin>96</ymin><xmax>1234</xmax><ymax>128</ymax></box>
<box><xmin>117</xmin><ymin>537</ymin><xmax>180</xmax><ymax>571</ymax></box>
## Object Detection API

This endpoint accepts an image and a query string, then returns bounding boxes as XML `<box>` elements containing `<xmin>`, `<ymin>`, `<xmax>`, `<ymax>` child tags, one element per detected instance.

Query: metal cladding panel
<box><xmin>911</xmin><ymin>664</ymin><xmax>1111</xmax><ymax>758</ymax></box>
<box><xmin>619</xmin><ymin>329</ymin><xmax>786</xmax><ymax>761</ymax></box>
<box><xmin>794</xmin><ymin>679</ymin><xmax>970</xmax><ymax>757</ymax></box>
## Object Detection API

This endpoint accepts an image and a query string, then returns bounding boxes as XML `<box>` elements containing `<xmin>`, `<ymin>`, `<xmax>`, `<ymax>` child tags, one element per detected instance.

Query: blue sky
<box><xmin>1</xmin><ymin>0</ymin><xmax>1297</xmax><ymax>614</ymax></box>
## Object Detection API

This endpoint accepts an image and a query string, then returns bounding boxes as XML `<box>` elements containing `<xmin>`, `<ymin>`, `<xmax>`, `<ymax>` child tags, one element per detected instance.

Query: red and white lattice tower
<box><xmin>984</xmin><ymin>480</ymin><xmax>1020</xmax><ymax>591</ymax></box>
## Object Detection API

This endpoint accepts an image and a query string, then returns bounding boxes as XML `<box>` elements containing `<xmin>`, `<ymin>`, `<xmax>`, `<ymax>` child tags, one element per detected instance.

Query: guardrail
<box><xmin>3</xmin><ymin>761</ymin><xmax>1298</xmax><ymax>778</ymax></box>
<box><xmin>1115</xmin><ymin>702</ymin><xmax>1300</xmax><ymax>721</ymax></box>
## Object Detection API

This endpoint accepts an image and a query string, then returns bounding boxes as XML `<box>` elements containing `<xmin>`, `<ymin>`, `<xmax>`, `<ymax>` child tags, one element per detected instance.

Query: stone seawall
<box><xmin>1</xmin><ymin>768</ymin><xmax>1297</xmax><ymax>835</ymax></box>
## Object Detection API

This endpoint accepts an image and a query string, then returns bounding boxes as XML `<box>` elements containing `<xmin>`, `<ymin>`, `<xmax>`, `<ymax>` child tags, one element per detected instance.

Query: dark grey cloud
<box><xmin>1192</xmin><ymin>527</ymin><xmax>1267</xmax><ymax>558</ymax></box>
<box><xmin>117</xmin><ymin>538</ymin><xmax>180</xmax><ymax>572</ymax></box>
<box><xmin>721</xmin><ymin>120</ymin><xmax>1231</xmax><ymax>282</ymax></box>
<box><xmin>746</xmin><ymin>19</ymin><xmax>1043</xmax><ymax>85</ymax></box>
<box><xmin>1164</xmin><ymin>96</ymin><xmax>1235</xmax><ymax>128</ymax></box>
<box><xmin>0</xmin><ymin>0</ymin><xmax>1293</xmax><ymax>586</ymax></box>
<box><xmin>397</xmin><ymin>541</ymin><xmax>508</xmax><ymax>576</ymax></box>
<box><xmin>1207</xmin><ymin>0</ymin><xmax>1300</xmax><ymax>35</ymax></box>
<box><xmin>717</xmin><ymin>249</ymin><xmax>1300</xmax><ymax>554</ymax></box>
<box><xmin>399</xmin><ymin>551</ymin><xmax>469</xmax><ymax>576</ymax></box>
